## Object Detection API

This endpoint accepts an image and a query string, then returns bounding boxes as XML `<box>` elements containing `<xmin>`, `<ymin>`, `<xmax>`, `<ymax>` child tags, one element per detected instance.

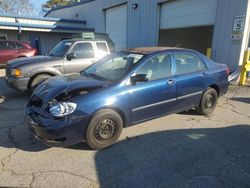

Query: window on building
<box><xmin>136</xmin><ymin>54</ymin><xmax>173</xmax><ymax>81</ymax></box>
<box><xmin>0</xmin><ymin>34</ymin><xmax>7</xmax><ymax>40</ymax></box>
<box><xmin>71</xmin><ymin>42</ymin><xmax>95</xmax><ymax>59</ymax></box>
<box><xmin>173</xmin><ymin>52</ymin><xmax>207</xmax><ymax>75</ymax></box>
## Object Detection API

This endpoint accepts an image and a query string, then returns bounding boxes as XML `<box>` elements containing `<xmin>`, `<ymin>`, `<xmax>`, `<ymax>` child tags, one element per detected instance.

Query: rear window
<box><xmin>16</xmin><ymin>43</ymin><xmax>25</xmax><ymax>49</ymax></box>
<box><xmin>173</xmin><ymin>52</ymin><xmax>207</xmax><ymax>75</ymax></box>
<box><xmin>96</xmin><ymin>42</ymin><xmax>109</xmax><ymax>53</ymax></box>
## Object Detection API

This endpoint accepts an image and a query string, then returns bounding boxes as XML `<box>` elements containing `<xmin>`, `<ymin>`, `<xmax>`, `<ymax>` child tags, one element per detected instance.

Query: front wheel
<box><xmin>86</xmin><ymin>109</ymin><xmax>123</xmax><ymax>150</ymax></box>
<box><xmin>196</xmin><ymin>88</ymin><xmax>218</xmax><ymax>116</ymax></box>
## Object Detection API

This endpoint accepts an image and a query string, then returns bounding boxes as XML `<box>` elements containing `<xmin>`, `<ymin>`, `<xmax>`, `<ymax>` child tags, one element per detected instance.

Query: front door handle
<box><xmin>201</xmin><ymin>72</ymin><xmax>208</xmax><ymax>77</ymax></box>
<box><xmin>53</xmin><ymin>65</ymin><xmax>62</xmax><ymax>68</ymax></box>
<box><xmin>167</xmin><ymin>79</ymin><xmax>175</xmax><ymax>85</ymax></box>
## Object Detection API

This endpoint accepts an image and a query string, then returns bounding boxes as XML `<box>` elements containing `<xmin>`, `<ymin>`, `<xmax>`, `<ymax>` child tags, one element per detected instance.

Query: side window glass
<box><xmin>96</xmin><ymin>42</ymin><xmax>109</xmax><ymax>53</ymax></box>
<box><xmin>174</xmin><ymin>53</ymin><xmax>207</xmax><ymax>75</ymax></box>
<box><xmin>71</xmin><ymin>43</ymin><xmax>95</xmax><ymax>59</ymax></box>
<box><xmin>0</xmin><ymin>42</ymin><xmax>15</xmax><ymax>49</ymax></box>
<box><xmin>7</xmin><ymin>42</ymin><xmax>16</xmax><ymax>49</ymax></box>
<box><xmin>16</xmin><ymin>43</ymin><xmax>25</xmax><ymax>49</ymax></box>
<box><xmin>136</xmin><ymin>54</ymin><xmax>172</xmax><ymax>81</ymax></box>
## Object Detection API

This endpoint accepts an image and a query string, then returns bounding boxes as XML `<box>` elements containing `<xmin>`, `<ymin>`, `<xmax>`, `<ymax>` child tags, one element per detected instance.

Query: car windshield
<box><xmin>49</xmin><ymin>41</ymin><xmax>73</xmax><ymax>57</ymax></box>
<box><xmin>80</xmin><ymin>53</ymin><xmax>144</xmax><ymax>82</ymax></box>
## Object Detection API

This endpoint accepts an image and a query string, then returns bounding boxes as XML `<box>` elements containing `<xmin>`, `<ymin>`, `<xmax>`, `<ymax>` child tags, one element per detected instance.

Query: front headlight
<box><xmin>49</xmin><ymin>102</ymin><xmax>77</xmax><ymax>117</ymax></box>
<box><xmin>11</xmin><ymin>69</ymin><xmax>22</xmax><ymax>77</ymax></box>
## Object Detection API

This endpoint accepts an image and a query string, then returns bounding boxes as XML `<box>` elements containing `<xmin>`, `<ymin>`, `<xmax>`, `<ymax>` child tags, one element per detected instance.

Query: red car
<box><xmin>0</xmin><ymin>41</ymin><xmax>37</xmax><ymax>67</ymax></box>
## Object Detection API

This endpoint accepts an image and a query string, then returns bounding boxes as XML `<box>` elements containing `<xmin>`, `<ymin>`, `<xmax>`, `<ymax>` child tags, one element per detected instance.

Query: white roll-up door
<box><xmin>160</xmin><ymin>0</ymin><xmax>218</xmax><ymax>29</ymax></box>
<box><xmin>105</xmin><ymin>4</ymin><xmax>127</xmax><ymax>50</ymax></box>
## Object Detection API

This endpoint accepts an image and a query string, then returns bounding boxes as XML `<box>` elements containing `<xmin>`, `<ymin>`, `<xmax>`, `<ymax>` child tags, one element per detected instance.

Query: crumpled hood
<box><xmin>7</xmin><ymin>55</ymin><xmax>61</xmax><ymax>68</ymax></box>
<box><xmin>34</xmin><ymin>73</ymin><xmax>109</xmax><ymax>102</ymax></box>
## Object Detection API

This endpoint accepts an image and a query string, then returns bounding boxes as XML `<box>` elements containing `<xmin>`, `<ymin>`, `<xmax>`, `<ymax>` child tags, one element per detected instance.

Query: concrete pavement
<box><xmin>0</xmin><ymin>69</ymin><xmax>250</xmax><ymax>188</ymax></box>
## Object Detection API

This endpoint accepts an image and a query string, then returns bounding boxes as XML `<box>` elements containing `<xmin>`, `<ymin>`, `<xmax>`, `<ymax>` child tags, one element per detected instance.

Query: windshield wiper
<box><xmin>81</xmin><ymin>71</ymin><xmax>114</xmax><ymax>82</ymax></box>
<box><xmin>87</xmin><ymin>73</ymin><xmax>106</xmax><ymax>81</ymax></box>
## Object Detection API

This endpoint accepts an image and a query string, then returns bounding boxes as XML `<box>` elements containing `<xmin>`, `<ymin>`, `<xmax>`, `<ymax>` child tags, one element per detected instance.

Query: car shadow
<box><xmin>94</xmin><ymin>125</ymin><xmax>250</xmax><ymax>187</ymax></box>
<box><xmin>1</xmin><ymin>79</ymin><xmax>250</xmax><ymax>187</ymax></box>
<box><xmin>178</xmin><ymin>109</ymin><xmax>201</xmax><ymax>116</ymax></box>
<box><xmin>230</xmin><ymin>97</ymin><xmax>250</xmax><ymax>104</ymax></box>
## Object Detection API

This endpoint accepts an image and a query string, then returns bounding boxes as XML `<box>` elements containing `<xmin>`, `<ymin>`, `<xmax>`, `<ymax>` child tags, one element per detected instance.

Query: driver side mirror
<box><xmin>66</xmin><ymin>52</ymin><xmax>76</xmax><ymax>61</ymax></box>
<box><xmin>131</xmin><ymin>74</ymin><xmax>148</xmax><ymax>85</ymax></box>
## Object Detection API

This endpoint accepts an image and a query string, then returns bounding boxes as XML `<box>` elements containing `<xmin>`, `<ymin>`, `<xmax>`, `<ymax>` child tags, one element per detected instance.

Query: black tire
<box><xmin>86</xmin><ymin>109</ymin><xmax>123</xmax><ymax>150</ymax></box>
<box><xmin>196</xmin><ymin>87</ymin><xmax>218</xmax><ymax>116</ymax></box>
<box><xmin>30</xmin><ymin>74</ymin><xmax>52</xmax><ymax>91</ymax></box>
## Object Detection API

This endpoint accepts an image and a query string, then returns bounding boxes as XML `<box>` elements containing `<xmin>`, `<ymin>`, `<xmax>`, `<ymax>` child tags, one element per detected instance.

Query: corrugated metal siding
<box><xmin>47</xmin><ymin>0</ymin><xmax>127</xmax><ymax>33</ymax></box>
<box><xmin>47</xmin><ymin>0</ymin><xmax>249</xmax><ymax>71</ymax></box>
<box><xmin>212</xmin><ymin>0</ymin><xmax>248</xmax><ymax>72</ymax></box>
<box><xmin>0</xmin><ymin>30</ymin><xmax>72</xmax><ymax>55</ymax></box>
<box><xmin>160</xmin><ymin>0</ymin><xmax>218</xmax><ymax>29</ymax></box>
<box><xmin>105</xmin><ymin>4</ymin><xmax>127</xmax><ymax>50</ymax></box>
<box><xmin>47</xmin><ymin>0</ymin><xmax>164</xmax><ymax>47</ymax></box>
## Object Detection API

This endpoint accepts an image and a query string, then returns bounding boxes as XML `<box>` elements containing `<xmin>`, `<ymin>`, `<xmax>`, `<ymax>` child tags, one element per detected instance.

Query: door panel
<box><xmin>64</xmin><ymin>58</ymin><xmax>95</xmax><ymax>73</ymax></box>
<box><xmin>130</xmin><ymin>78</ymin><xmax>176</xmax><ymax>123</ymax></box>
<box><xmin>173</xmin><ymin>52</ymin><xmax>208</xmax><ymax>110</ymax></box>
<box><xmin>130</xmin><ymin>53</ymin><xmax>176</xmax><ymax>123</ymax></box>
<box><xmin>175</xmin><ymin>72</ymin><xmax>206</xmax><ymax>110</ymax></box>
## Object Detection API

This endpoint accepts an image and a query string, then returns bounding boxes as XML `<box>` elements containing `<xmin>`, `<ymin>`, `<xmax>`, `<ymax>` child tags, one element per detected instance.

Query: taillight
<box><xmin>226</xmin><ymin>67</ymin><xmax>230</xmax><ymax>75</ymax></box>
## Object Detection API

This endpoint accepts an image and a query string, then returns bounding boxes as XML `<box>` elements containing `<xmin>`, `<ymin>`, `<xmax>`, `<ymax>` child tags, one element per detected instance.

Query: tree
<box><xmin>42</xmin><ymin>0</ymin><xmax>80</xmax><ymax>11</ymax></box>
<box><xmin>0</xmin><ymin>0</ymin><xmax>36</xmax><ymax>15</ymax></box>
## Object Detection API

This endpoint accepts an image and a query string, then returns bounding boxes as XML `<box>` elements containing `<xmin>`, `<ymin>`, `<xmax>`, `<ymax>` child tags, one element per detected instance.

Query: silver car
<box><xmin>5</xmin><ymin>39</ymin><xmax>110</xmax><ymax>91</ymax></box>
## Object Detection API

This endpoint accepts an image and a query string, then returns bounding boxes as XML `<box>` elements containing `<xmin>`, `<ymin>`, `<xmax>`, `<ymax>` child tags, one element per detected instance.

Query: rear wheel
<box><xmin>30</xmin><ymin>74</ymin><xmax>52</xmax><ymax>91</ymax></box>
<box><xmin>196</xmin><ymin>88</ymin><xmax>218</xmax><ymax>115</ymax></box>
<box><xmin>86</xmin><ymin>109</ymin><xmax>123</xmax><ymax>150</ymax></box>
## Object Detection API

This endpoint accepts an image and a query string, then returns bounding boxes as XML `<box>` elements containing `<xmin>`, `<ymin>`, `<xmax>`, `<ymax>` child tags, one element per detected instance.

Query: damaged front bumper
<box><xmin>25</xmin><ymin>106</ymin><xmax>91</xmax><ymax>147</ymax></box>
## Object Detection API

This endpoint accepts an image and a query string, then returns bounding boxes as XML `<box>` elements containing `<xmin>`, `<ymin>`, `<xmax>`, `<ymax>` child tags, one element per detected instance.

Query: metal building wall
<box><xmin>47</xmin><ymin>0</ymin><xmax>169</xmax><ymax>48</ymax></box>
<box><xmin>47</xmin><ymin>0</ymin><xmax>249</xmax><ymax>71</ymax></box>
<box><xmin>0</xmin><ymin>30</ymin><xmax>72</xmax><ymax>54</ymax></box>
<box><xmin>212</xmin><ymin>0</ymin><xmax>248</xmax><ymax>72</ymax></box>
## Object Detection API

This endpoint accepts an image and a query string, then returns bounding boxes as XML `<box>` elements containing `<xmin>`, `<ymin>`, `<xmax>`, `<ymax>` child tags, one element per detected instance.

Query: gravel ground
<box><xmin>0</xmin><ymin>69</ymin><xmax>250</xmax><ymax>188</ymax></box>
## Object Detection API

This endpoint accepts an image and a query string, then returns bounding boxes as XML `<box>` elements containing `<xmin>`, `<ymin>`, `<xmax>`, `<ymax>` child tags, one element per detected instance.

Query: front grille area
<box><xmin>29</xmin><ymin>95</ymin><xmax>43</xmax><ymax>107</ymax></box>
<box><xmin>5</xmin><ymin>66</ymin><xmax>11</xmax><ymax>77</ymax></box>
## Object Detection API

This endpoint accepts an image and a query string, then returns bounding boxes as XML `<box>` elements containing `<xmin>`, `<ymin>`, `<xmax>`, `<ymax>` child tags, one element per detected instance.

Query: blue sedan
<box><xmin>26</xmin><ymin>47</ymin><xmax>229</xmax><ymax>150</ymax></box>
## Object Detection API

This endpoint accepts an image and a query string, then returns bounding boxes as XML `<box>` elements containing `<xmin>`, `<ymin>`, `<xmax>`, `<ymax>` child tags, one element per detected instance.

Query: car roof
<box><xmin>63</xmin><ymin>39</ymin><xmax>107</xmax><ymax>42</ymax></box>
<box><xmin>121</xmin><ymin>47</ymin><xmax>185</xmax><ymax>54</ymax></box>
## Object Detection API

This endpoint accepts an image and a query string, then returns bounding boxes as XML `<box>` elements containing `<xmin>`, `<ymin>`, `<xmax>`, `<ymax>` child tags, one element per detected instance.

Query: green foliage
<box><xmin>42</xmin><ymin>0</ymin><xmax>79</xmax><ymax>9</ymax></box>
<box><xmin>0</xmin><ymin>0</ymin><xmax>35</xmax><ymax>15</ymax></box>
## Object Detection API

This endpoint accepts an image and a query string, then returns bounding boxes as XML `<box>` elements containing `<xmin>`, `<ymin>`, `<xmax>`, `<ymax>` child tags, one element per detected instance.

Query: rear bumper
<box><xmin>5</xmin><ymin>76</ymin><xmax>29</xmax><ymax>91</ymax></box>
<box><xmin>219</xmin><ymin>81</ymin><xmax>229</xmax><ymax>97</ymax></box>
<box><xmin>25</xmin><ymin>108</ymin><xmax>91</xmax><ymax>147</ymax></box>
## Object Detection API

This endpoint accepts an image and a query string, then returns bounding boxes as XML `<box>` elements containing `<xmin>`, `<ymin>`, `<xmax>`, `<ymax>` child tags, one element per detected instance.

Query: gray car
<box><xmin>4</xmin><ymin>39</ymin><xmax>110</xmax><ymax>91</ymax></box>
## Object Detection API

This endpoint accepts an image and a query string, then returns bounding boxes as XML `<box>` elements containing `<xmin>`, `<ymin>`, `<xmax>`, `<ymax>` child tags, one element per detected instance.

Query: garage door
<box><xmin>160</xmin><ymin>0</ymin><xmax>218</xmax><ymax>29</ymax></box>
<box><xmin>105</xmin><ymin>4</ymin><xmax>127</xmax><ymax>50</ymax></box>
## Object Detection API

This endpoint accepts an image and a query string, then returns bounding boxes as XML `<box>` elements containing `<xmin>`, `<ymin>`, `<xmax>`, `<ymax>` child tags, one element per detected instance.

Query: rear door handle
<box><xmin>167</xmin><ymin>79</ymin><xmax>175</xmax><ymax>85</ymax></box>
